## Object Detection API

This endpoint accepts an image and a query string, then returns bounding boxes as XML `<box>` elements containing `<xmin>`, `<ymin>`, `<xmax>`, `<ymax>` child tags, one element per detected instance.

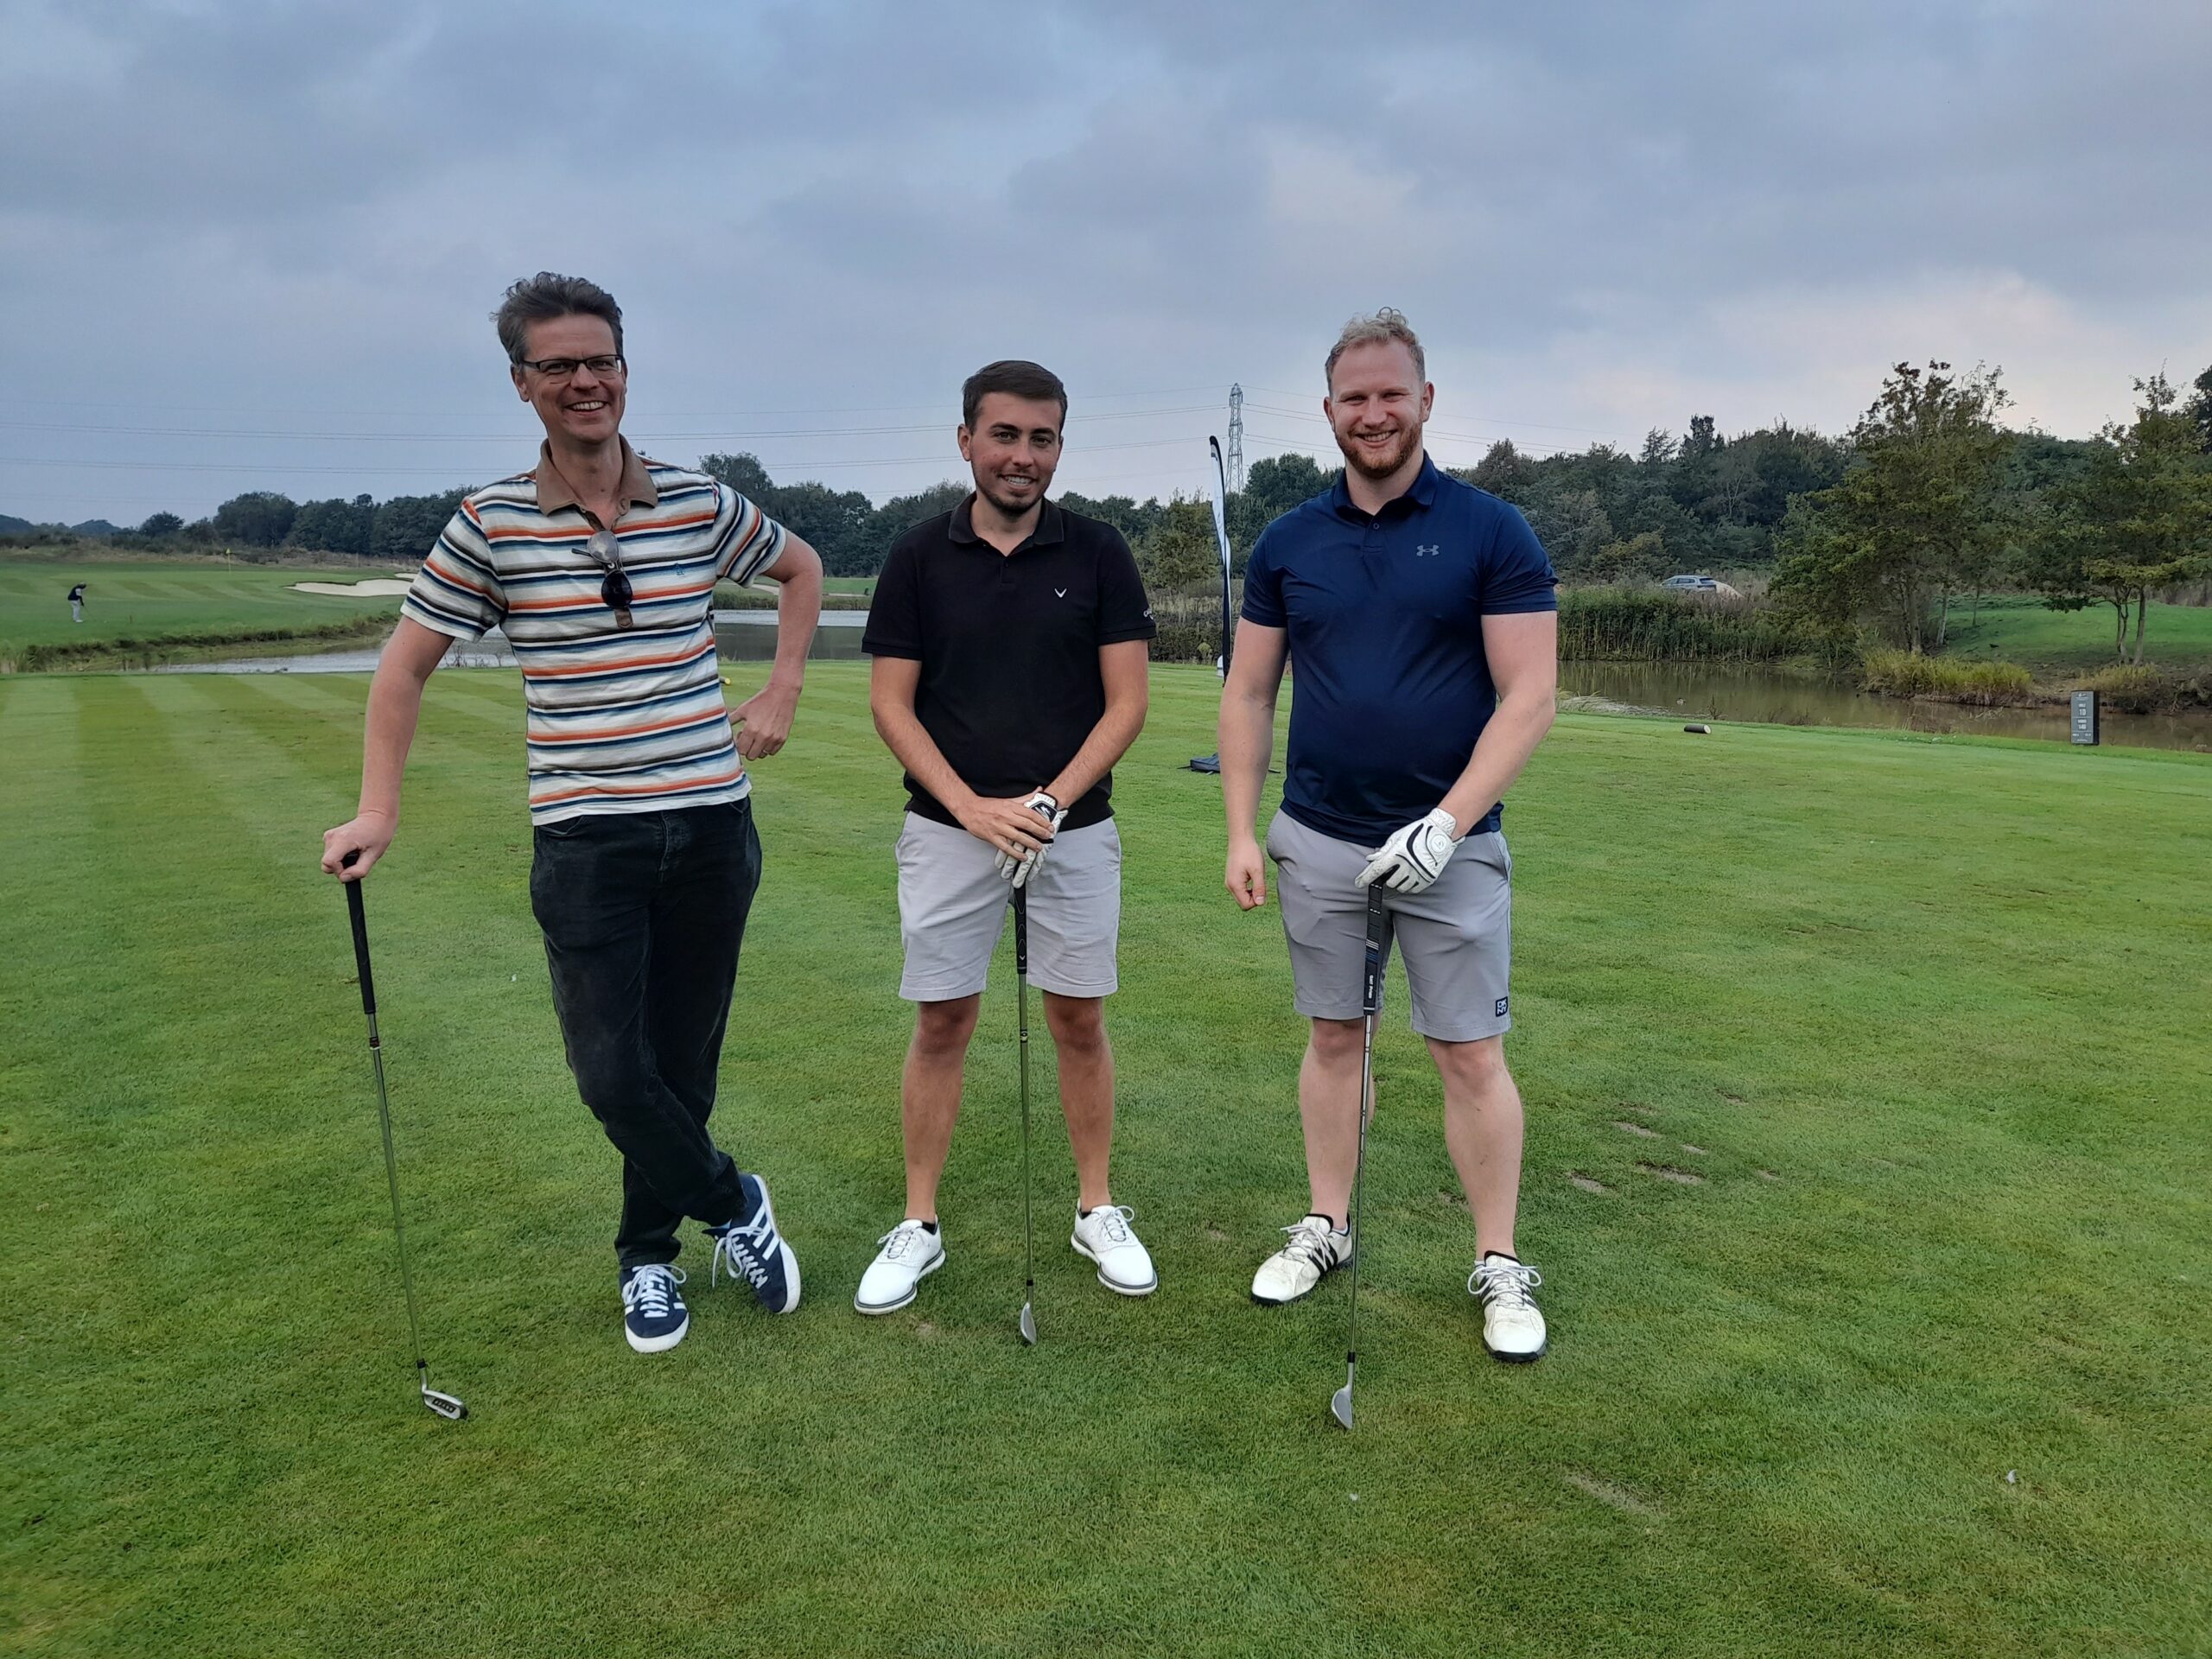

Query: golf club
<box><xmin>1329</xmin><ymin>884</ymin><xmax>1387</xmax><ymax>1431</ymax></box>
<box><xmin>1013</xmin><ymin>886</ymin><xmax>1038</xmax><ymax>1345</ymax></box>
<box><xmin>341</xmin><ymin>852</ymin><xmax>467</xmax><ymax>1421</ymax></box>
<box><xmin>1186</xmin><ymin>435</ymin><xmax>1237</xmax><ymax>773</ymax></box>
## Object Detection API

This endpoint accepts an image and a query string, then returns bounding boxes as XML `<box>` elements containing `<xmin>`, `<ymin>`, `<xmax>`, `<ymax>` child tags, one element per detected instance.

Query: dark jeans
<box><xmin>531</xmin><ymin>799</ymin><xmax>761</xmax><ymax>1268</ymax></box>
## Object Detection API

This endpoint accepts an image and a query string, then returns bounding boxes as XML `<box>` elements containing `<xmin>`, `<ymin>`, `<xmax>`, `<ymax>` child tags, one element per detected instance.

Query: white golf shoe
<box><xmin>1249</xmin><ymin>1213</ymin><xmax>1351</xmax><ymax>1306</ymax></box>
<box><xmin>1071</xmin><ymin>1205</ymin><xmax>1157</xmax><ymax>1295</ymax></box>
<box><xmin>854</xmin><ymin>1218</ymin><xmax>945</xmax><ymax>1315</ymax></box>
<box><xmin>1470</xmin><ymin>1253</ymin><xmax>1547</xmax><ymax>1362</ymax></box>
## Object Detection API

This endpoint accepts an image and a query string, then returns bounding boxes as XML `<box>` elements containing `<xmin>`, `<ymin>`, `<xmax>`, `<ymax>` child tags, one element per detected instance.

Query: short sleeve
<box><xmin>712</xmin><ymin>482</ymin><xmax>791</xmax><ymax>587</ymax></box>
<box><xmin>1094</xmin><ymin>528</ymin><xmax>1157</xmax><ymax>645</ymax></box>
<box><xmin>1240</xmin><ymin>522</ymin><xmax>1287</xmax><ymax>628</ymax></box>
<box><xmin>1478</xmin><ymin>505</ymin><xmax>1559</xmax><ymax>615</ymax></box>
<box><xmin>861</xmin><ymin>533</ymin><xmax>925</xmax><ymax>659</ymax></box>
<box><xmin>400</xmin><ymin>500</ymin><xmax>506</xmax><ymax>639</ymax></box>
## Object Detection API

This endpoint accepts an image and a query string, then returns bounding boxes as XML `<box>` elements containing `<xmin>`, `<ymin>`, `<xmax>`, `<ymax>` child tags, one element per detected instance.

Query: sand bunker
<box><xmin>292</xmin><ymin>576</ymin><xmax>416</xmax><ymax>596</ymax></box>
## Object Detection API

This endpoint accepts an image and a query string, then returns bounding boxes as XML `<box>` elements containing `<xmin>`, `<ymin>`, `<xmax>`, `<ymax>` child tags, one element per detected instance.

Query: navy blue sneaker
<box><xmin>709</xmin><ymin>1173</ymin><xmax>801</xmax><ymax>1313</ymax></box>
<box><xmin>620</xmin><ymin>1263</ymin><xmax>690</xmax><ymax>1353</ymax></box>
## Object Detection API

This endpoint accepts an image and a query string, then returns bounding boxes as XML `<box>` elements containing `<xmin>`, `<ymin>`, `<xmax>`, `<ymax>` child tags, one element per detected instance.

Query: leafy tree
<box><xmin>1135</xmin><ymin>498</ymin><xmax>1220</xmax><ymax>594</ymax></box>
<box><xmin>291</xmin><ymin>493</ymin><xmax>375</xmax><ymax>557</ymax></box>
<box><xmin>213</xmin><ymin>491</ymin><xmax>298</xmax><ymax>547</ymax></box>
<box><xmin>1241</xmin><ymin>452</ymin><xmax>1336</xmax><ymax>524</ymax></box>
<box><xmin>1775</xmin><ymin>362</ymin><xmax>2014</xmax><ymax>652</ymax></box>
<box><xmin>697</xmin><ymin>452</ymin><xmax>777</xmax><ymax>503</ymax></box>
<box><xmin>1638</xmin><ymin>428</ymin><xmax>1678</xmax><ymax>467</ymax></box>
<box><xmin>372</xmin><ymin>489</ymin><xmax>471</xmax><ymax>564</ymax></box>
<box><xmin>137</xmin><ymin>512</ymin><xmax>183</xmax><ymax>537</ymax></box>
<box><xmin>2188</xmin><ymin>364</ymin><xmax>2212</xmax><ymax>455</ymax></box>
<box><xmin>1468</xmin><ymin>440</ymin><xmax>1535</xmax><ymax>499</ymax></box>
<box><xmin>2024</xmin><ymin>373</ymin><xmax>2212</xmax><ymax>662</ymax></box>
<box><xmin>1522</xmin><ymin>487</ymin><xmax>1615</xmax><ymax>579</ymax></box>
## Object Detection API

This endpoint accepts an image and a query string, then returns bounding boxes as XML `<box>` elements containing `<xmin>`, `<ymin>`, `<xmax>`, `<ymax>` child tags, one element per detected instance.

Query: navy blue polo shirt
<box><xmin>1241</xmin><ymin>454</ymin><xmax>1556</xmax><ymax>845</ymax></box>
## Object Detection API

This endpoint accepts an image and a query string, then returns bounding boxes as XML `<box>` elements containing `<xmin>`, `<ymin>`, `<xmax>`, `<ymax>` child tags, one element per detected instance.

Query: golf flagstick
<box><xmin>1330</xmin><ymin>885</ymin><xmax>1387</xmax><ymax>1431</ymax></box>
<box><xmin>341</xmin><ymin>853</ymin><xmax>468</xmax><ymax>1421</ymax></box>
<box><xmin>1014</xmin><ymin>886</ymin><xmax>1037</xmax><ymax>1346</ymax></box>
<box><xmin>1187</xmin><ymin>435</ymin><xmax>1236</xmax><ymax>773</ymax></box>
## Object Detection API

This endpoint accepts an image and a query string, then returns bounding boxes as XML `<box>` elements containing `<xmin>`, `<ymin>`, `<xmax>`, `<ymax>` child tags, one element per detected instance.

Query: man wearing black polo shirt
<box><xmin>855</xmin><ymin>359</ymin><xmax>1159</xmax><ymax>1316</ymax></box>
<box><xmin>1220</xmin><ymin>309</ymin><xmax>1560</xmax><ymax>1363</ymax></box>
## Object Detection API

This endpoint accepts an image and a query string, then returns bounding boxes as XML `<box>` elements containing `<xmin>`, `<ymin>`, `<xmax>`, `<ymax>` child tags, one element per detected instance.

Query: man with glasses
<box><xmin>321</xmin><ymin>272</ymin><xmax>824</xmax><ymax>1355</ymax></box>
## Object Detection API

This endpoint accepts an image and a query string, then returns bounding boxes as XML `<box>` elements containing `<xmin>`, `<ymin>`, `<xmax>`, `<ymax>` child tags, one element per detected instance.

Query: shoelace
<box><xmin>1470</xmin><ymin>1258</ymin><xmax>1541</xmax><ymax>1309</ymax></box>
<box><xmin>1089</xmin><ymin>1205</ymin><xmax>1135</xmax><ymax>1247</ymax></box>
<box><xmin>623</xmin><ymin>1263</ymin><xmax>686</xmax><ymax>1319</ymax></box>
<box><xmin>711</xmin><ymin>1211</ymin><xmax>775</xmax><ymax>1289</ymax></box>
<box><xmin>1279</xmin><ymin>1218</ymin><xmax>1341</xmax><ymax>1273</ymax></box>
<box><xmin>877</xmin><ymin>1221</ymin><xmax>931</xmax><ymax>1262</ymax></box>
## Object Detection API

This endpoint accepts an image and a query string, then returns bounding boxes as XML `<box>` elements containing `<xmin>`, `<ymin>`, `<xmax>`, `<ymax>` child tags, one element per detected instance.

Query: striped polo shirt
<box><xmin>400</xmin><ymin>440</ymin><xmax>787</xmax><ymax>825</ymax></box>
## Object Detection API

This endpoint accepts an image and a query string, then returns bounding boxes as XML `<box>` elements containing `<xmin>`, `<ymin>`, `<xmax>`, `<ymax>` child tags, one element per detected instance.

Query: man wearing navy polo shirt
<box><xmin>854</xmin><ymin>359</ymin><xmax>1160</xmax><ymax>1317</ymax></box>
<box><xmin>1220</xmin><ymin>308</ymin><xmax>1559</xmax><ymax>1362</ymax></box>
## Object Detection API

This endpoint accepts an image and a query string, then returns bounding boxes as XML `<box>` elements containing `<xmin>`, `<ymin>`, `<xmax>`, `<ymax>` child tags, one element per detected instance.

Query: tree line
<box><xmin>28</xmin><ymin>362</ymin><xmax>2210</xmax><ymax>661</ymax></box>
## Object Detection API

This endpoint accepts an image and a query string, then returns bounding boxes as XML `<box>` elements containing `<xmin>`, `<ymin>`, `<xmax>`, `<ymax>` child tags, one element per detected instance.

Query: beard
<box><xmin>1334</xmin><ymin>423</ymin><xmax>1421</xmax><ymax>480</ymax></box>
<box><xmin>975</xmin><ymin>477</ymin><xmax>1043</xmax><ymax>517</ymax></box>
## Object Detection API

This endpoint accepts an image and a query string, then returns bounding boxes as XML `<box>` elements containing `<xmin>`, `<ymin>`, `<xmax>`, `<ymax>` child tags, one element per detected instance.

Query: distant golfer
<box><xmin>321</xmin><ymin>272</ymin><xmax>824</xmax><ymax>1355</ymax></box>
<box><xmin>68</xmin><ymin>582</ymin><xmax>86</xmax><ymax>622</ymax></box>
<box><xmin>854</xmin><ymin>359</ymin><xmax>1159</xmax><ymax>1314</ymax></box>
<box><xmin>1220</xmin><ymin>308</ymin><xmax>1559</xmax><ymax>1362</ymax></box>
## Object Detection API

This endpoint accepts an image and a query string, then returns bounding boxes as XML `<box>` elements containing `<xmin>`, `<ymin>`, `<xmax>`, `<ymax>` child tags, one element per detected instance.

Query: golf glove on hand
<box><xmin>1356</xmin><ymin>807</ymin><xmax>1460</xmax><ymax>894</ymax></box>
<box><xmin>995</xmin><ymin>791</ymin><xmax>1069</xmax><ymax>889</ymax></box>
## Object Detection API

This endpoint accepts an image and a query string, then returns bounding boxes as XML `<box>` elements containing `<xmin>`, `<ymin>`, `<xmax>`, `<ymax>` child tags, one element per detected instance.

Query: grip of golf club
<box><xmin>341</xmin><ymin>852</ymin><xmax>376</xmax><ymax>1017</ymax></box>
<box><xmin>1012</xmin><ymin>887</ymin><xmax>1028</xmax><ymax>977</ymax></box>
<box><xmin>1362</xmin><ymin>887</ymin><xmax>1384</xmax><ymax>1016</ymax></box>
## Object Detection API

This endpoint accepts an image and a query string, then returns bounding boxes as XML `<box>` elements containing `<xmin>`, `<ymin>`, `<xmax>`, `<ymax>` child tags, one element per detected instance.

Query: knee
<box><xmin>1043</xmin><ymin>995</ymin><xmax>1107</xmax><ymax>1057</ymax></box>
<box><xmin>1430</xmin><ymin>1036</ymin><xmax>1510</xmax><ymax>1092</ymax></box>
<box><xmin>912</xmin><ymin>997</ymin><xmax>980</xmax><ymax>1062</ymax></box>
<box><xmin>1308</xmin><ymin>1017</ymin><xmax>1366</xmax><ymax>1065</ymax></box>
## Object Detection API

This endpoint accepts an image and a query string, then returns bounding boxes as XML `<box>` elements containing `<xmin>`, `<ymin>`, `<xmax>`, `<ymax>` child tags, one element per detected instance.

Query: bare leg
<box><xmin>1428</xmin><ymin>1034</ymin><xmax>1523</xmax><ymax>1259</ymax></box>
<box><xmin>1300</xmin><ymin>1015</ymin><xmax>1368</xmax><ymax>1227</ymax></box>
<box><xmin>1043</xmin><ymin>992</ymin><xmax>1115</xmax><ymax>1212</ymax></box>
<box><xmin>901</xmin><ymin>995</ymin><xmax>980</xmax><ymax>1222</ymax></box>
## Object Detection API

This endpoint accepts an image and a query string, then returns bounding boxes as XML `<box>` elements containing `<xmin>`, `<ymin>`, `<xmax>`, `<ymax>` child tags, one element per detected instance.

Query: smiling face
<box><xmin>511</xmin><ymin>312</ymin><xmax>626</xmax><ymax>448</ymax></box>
<box><xmin>957</xmin><ymin>391</ymin><xmax>1064</xmax><ymax>518</ymax></box>
<box><xmin>1325</xmin><ymin>338</ymin><xmax>1433</xmax><ymax>482</ymax></box>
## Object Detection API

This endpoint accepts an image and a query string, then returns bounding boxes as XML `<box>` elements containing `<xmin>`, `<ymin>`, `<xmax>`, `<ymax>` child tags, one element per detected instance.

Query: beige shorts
<box><xmin>1266</xmin><ymin>808</ymin><xmax>1514</xmax><ymax>1042</ymax></box>
<box><xmin>895</xmin><ymin>813</ymin><xmax>1123</xmax><ymax>1001</ymax></box>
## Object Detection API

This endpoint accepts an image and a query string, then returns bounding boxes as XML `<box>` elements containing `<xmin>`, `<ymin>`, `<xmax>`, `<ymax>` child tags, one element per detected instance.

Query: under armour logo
<box><xmin>1415</xmin><ymin>544</ymin><xmax>1441</xmax><ymax>557</ymax></box>
<box><xmin>1055</xmin><ymin>588</ymin><xmax>1068</xmax><ymax>599</ymax></box>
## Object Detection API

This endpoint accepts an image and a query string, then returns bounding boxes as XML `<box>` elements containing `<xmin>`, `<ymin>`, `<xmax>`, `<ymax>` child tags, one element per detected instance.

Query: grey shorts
<box><xmin>895</xmin><ymin>812</ymin><xmax>1123</xmax><ymax>1001</ymax></box>
<box><xmin>1266</xmin><ymin>809</ymin><xmax>1514</xmax><ymax>1043</ymax></box>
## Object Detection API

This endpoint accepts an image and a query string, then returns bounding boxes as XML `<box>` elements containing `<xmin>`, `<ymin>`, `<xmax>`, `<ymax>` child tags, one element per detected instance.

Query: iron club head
<box><xmin>1019</xmin><ymin>1300</ymin><xmax>1036</xmax><ymax>1346</ymax></box>
<box><xmin>1330</xmin><ymin>1382</ymin><xmax>1354</xmax><ymax>1431</ymax></box>
<box><xmin>421</xmin><ymin>1387</ymin><xmax>468</xmax><ymax>1421</ymax></box>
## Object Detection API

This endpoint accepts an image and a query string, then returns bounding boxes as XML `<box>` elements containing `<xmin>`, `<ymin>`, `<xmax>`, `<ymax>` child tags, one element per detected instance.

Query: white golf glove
<box><xmin>1355</xmin><ymin>808</ymin><xmax>1460</xmax><ymax>894</ymax></box>
<box><xmin>995</xmin><ymin>791</ymin><xmax>1069</xmax><ymax>889</ymax></box>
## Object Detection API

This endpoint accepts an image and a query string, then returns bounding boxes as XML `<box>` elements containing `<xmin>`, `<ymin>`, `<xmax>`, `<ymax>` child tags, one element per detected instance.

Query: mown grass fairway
<box><xmin>3</xmin><ymin>664</ymin><xmax>2207</xmax><ymax>1656</ymax></box>
<box><xmin>0</xmin><ymin>554</ymin><xmax>403</xmax><ymax>665</ymax></box>
<box><xmin>1942</xmin><ymin>593</ymin><xmax>2212</xmax><ymax>674</ymax></box>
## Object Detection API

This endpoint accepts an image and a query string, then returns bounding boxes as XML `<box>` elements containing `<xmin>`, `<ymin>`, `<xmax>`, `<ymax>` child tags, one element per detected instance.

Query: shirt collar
<box><xmin>1329</xmin><ymin>450</ymin><xmax>1441</xmax><ymax>520</ymax></box>
<box><xmin>949</xmin><ymin>494</ymin><xmax>1066</xmax><ymax>550</ymax></box>
<box><xmin>533</xmin><ymin>438</ymin><xmax>658</xmax><ymax>518</ymax></box>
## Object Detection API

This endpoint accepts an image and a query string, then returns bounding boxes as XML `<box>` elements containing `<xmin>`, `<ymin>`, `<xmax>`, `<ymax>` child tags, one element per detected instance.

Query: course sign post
<box><xmin>2070</xmin><ymin>690</ymin><xmax>2100</xmax><ymax>747</ymax></box>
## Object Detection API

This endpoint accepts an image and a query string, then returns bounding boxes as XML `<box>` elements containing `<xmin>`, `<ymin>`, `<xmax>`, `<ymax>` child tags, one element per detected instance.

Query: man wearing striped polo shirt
<box><xmin>321</xmin><ymin>272</ymin><xmax>823</xmax><ymax>1355</ymax></box>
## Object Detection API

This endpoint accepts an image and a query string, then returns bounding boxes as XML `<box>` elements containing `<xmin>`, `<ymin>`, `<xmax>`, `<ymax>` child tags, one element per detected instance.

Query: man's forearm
<box><xmin>873</xmin><ymin>699</ymin><xmax>978</xmax><ymax>817</ymax></box>
<box><xmin>358</xmin><ymin>663</ymin><xmax>431</xmax><ymax>821</ymax></box>
<box><xmin>1218</xmin><ymin>690</ymin><xmax>1275</xmax><ymax>841</ymax></box>
<box><xmin>766</xmin><ymin>557</ymin><xmax>822</xmax><ymax>689</ymax></box>
<box><xmin>1042</xmin><ymin>694</ymin><xmax>1146</xmax><ymax>808</ymax></box>
<box><xmin>1438</xmin><ymin>692</ymin><xmax>1554</xmax><ymax>836</ymax></box>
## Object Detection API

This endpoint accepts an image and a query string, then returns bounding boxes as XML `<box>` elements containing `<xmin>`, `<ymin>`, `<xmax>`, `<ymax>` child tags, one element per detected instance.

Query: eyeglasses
<box><xmin>586</xmin><ymin>529</ymin><xmax>634</xmax><ymax>628</ymax></box>
<box><xmin>518</xmin><ymin>354</ymin><xmax>626</xmax><ymax>380</ymax></box>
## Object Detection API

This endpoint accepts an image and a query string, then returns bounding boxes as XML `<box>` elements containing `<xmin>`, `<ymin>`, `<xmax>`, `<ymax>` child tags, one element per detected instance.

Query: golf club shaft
<box><xmin>1014</xmin><ymin>887</ymin><xmax>1035</xmax><ymax>1324</ymax></box>
<box><xmin>1341</xmin><ymin>887</ymin><xmax>1386</xmax><ymax>1390</ymax></box>
<box><xmin>346</xmin><ymin>872</ymin><xmax>431</xmax><ymax>1387</ymax></box>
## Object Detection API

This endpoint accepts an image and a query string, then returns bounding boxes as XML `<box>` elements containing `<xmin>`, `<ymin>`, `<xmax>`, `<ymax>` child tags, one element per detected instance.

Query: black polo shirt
<box><xmin>862</xmin><ymin>496</ymin><xmax>1157</xmax><ymax>830</ymax></box>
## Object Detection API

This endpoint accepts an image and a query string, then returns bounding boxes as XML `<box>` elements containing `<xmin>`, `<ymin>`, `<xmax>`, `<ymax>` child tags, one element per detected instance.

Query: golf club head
<box><xmin>421</xmin><ymin>1387</ymin><xmax>468</xmax><ymax>1421</ymax></box>
<box><xmin>1329</xmin><ymin>1382</ymin><xmax>1354</xmax><ymax>1431</ymax></box>
<box><xmin>1018</xmin><ymin>1300</ymin><xmax>1036</xmax><ymax>1346</ymax></box>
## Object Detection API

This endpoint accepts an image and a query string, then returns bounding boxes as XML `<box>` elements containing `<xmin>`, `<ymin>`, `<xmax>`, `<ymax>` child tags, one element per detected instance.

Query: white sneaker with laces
<box><xmin>1470</xmin><ymin>1253</ymin><xmax>1547</xmax><ymax>1362</ymax></box>
<box><xmin>1249</xmin><ymin>1213</ymin><xmax>1350</xmax><ymax>1306</ymax></box>
<box><xmin>854</xmin><ymin>1218</ymin><xmax>945</xmax><ymax>1315</ymax></box>
<box><xmin>1071</xmin><ymin>1205</ymin><xmax>1157</xmax><ymax>1295</ymax></box>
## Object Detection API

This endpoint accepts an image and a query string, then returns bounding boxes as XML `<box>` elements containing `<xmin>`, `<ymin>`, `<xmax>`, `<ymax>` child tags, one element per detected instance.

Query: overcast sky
<box><xmin>4</xmin><ymin>0</ymin><xmax>2208</xmax><ymax>526</ymax></box>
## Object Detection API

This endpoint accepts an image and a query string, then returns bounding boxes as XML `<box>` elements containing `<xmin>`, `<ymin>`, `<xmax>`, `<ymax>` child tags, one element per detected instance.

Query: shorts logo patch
<box><xmin>1494</xmin><ymin>996</ymin><xmax>1510</xmax><ymax>1018</ymax></box>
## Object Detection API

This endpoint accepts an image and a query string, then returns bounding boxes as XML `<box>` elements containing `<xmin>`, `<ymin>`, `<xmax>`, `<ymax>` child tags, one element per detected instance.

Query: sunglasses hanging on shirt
<box><xmin>586</xmin><ymin>528</ymin><xmax>634</xmax><ymax>628</ymax></box>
